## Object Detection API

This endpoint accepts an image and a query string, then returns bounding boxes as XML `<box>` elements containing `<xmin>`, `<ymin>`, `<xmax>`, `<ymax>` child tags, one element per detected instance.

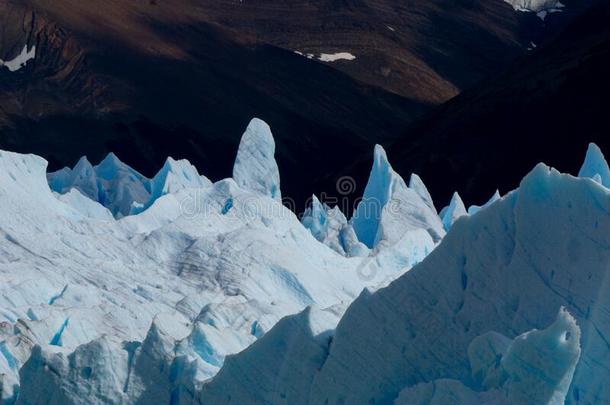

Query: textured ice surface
<box><xmin>55</xmin><ymin>189</ymin><xmax>114</xmax><ymax>221</ymax></box>
<box><xmin>200</xmin><ymin>153</ymin><xmax>610</xmax><ymax>404</ymax></box>
<box><xmin>468</xmin><ymin>189</ymin><xmax>501</xmax><ymax>215</ymax></box>
<box><xmin>0</xmin><ymin>45</ymin><xmax>36</xmax><ymax>72</ymax></box>
<box><xmin>0</xmin><ymin>119</ymin><xmax>440</xmax><ymax>403</ymax></box>
<box><xmin>351</xmin><ymin>145</ymin><xmax>444</xmax><ymax>250</ymax></box>
<box><xmin>233</xmin><ymin>118</ymin><xmax>281</xmax><ymax>201</ymax></box>
<box><xmin>579</xmin><ymin>142</ymin><xmax>610</xmax><ymax>188</ymax></box>
<box><xmin>134</xmin><ymin>157</ymin><xmax>211</xmax><ymax>214</ymax></box>
<box><xmin>440</xmin><ymin>191</ymin><xmax>468</xmax><ymax>231</ymax></box>
<box><xmin>397</xmin><ymin>308</ymin><xmax>581</xmax><ymax>405</ymax></box>
<box><xmin>4</xmin><ymin>133</ymin><xmax>610</xmax><ymax>404</ymax></box>
<box><xmin>48</xmin><ymin>153</ymin><xmax>151</xmax><ymax>218</ymax></box>
<box><xmin>301</xmin><ymin>195</ymin><xmax>368</xmax><ymax>256</ymax></box>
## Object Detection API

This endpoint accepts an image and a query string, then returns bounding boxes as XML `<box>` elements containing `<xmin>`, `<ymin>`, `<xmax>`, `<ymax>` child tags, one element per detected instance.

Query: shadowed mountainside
<box><xmin>324</xmin><ymin>0</ymin><xmax>610</xmax><ymax>212</ymax></box>
<box><xmin>0</xmin><ymin>0</ymin><xmax>598</xmax><ymax>211</ymax></box>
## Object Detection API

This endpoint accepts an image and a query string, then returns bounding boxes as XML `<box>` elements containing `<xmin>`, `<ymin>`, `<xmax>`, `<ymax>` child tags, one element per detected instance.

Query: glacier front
<box><xmin>0</xmin><ymin>119</ymin><xmax>442</xmax><ymax>404</ymax></box>
<box><xmin>198</xmin><ymin>146</ymin><xmax>610</xmax><ymax>405</ymax></box>
<box><xmin>2</xmin><ymin>124</ymin><xmax>610</xmax><ymax>404</ymax></box>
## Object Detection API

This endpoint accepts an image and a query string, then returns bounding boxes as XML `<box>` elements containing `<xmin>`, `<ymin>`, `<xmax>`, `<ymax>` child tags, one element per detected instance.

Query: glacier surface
<box><xmin>2</xmin><ymin>129</ymin><xmax>610</xmax><ymax>404</ymax></box>
<box><xmin>578</xmin><ymin>142</ymin><xmax>610</xmax><ymax>188</ymax></box>
<box><xmin>440</xmin><ymin>191</ymin><xmax>467</xmax><ymax>231</ymax></box>
<box><xmin>0</xmin><ymin>119</ymin><xmax>443</xmax><ymax>404</ymax></box>
<box><xmin>47</xmin><ymin>153</ymin><xmax>151</xmax><ymax>218</ymax></box>
<box><xmin>196</xmin><ymin>144</ymin><xmax>610</xmax><ymax>405</ymax></box>
<box><xmin>232</xmin><ymin>118</ymin><xmax>281</xmax><ymax>201</ymax></box>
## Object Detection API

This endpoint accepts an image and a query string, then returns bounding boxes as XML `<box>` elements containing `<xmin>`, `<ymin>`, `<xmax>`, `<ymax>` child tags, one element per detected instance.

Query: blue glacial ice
<box><xmin>232</xmin><ymin>118</ymin><xmax>281</xmax><ymax>201</ymax></box>
<box><xmin>467</xmin><ymin>189</ymin><xmax>501</xmax><ymax>215</ymax></box>
<box><xmin>578</xmin><ymin>142</ymin><xmax>610</xmax><ymax>187</ymax></box>
<box><xmin>1</xmin><ymin>127</ymin><xmax>609</xmax><ymax>404</ymax></box>
<box><xmin>301</xmin><ymin>195</ymin><xmax>368</xmax><ymax>257</ymax></box>
<box><xmin>440</xmin><ymin>191</ymin><xmax>468</xmax><ymax>231</ymax></box>
<box><xmin>194</xmin><ymin>148</ymin><xmax>610</xmax><ymax>405</ymax></box>
<box><xmin>351</xmin><ymin>145</ymin><xmax>444</xmax><ymax>250</ymax></box>
<box><xmin>133</xmin><ymin>157</ymin><xmax>211</xmax><ymax>214</ymax></box>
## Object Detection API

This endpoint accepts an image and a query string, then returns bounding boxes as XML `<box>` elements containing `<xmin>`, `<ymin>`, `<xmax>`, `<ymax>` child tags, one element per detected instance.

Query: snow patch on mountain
<box><xmin>0</xmin><ymin>44</ymin><xmax>36</xmax><ymax>72</ymax></box>
<box><xmin>293</xmin><ymin>51</ymin><xmax>356</xmax><ymax>62</ymax></box>
<box><xmin>319</xmin><ymin>52</ymin><xmax>356</xmax><ymax>62</ymax></box>
<box><xmin>504</xmin><ymin>0</ymin><xmax>565</xmax><ymax>20</ymax></box>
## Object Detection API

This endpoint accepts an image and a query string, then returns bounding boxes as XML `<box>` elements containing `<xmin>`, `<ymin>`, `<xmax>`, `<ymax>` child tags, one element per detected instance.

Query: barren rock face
<box><xmin>186</xmin><ymin>0</ymin><xmax>528</xmax><ymax>103</ymax></box>
<box><xmin>0</xmin><ymin>0</ymin><xmax>590</xmax><ymax>211</ymax></box>
<box><xmin>0</xmin><ymin>0</ymin><xmax>414</xmax><ymax>211</ymax></box>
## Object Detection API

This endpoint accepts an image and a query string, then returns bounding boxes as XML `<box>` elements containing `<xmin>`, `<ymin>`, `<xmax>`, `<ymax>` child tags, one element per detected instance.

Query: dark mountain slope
<box><xmin>0</xmin><ymin>0</ymin><xmax>598</xmax><ymax>211</ymax></box>
<box><xmin>326</xmin><ymin>0</ymin><xmax>610</xmax><ymax>212</ymax></box>
<box><xmin>187</xmin><ymin>0</ymin><xmax>532</xmax><ymax>103</ymax></box>
<box><xmin>0</xmin><ymin>0</ymin><xmax>426</xmax><ymax>210</ymax></box>
<box><xmin>390</xmin><ymin>0</ymin><xmax>610</xmax><ymax>208</ymax></box>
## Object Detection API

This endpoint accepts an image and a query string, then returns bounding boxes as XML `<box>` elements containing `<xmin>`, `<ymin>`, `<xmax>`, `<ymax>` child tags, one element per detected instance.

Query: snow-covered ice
<box><xmin>48</xmin><ymin>153</ymin><xmax>151</xmax><ymax>218</ymax></box>
<box><xmin>468</xmin><ymin>189</ymin><xmax>501</xmax><ymax>215</ymax></box>
<box><xmin>440</xmin><ymin>191</ymin><xmax>467</xmax><ymax>231</ymax></box>
<box><xmin>232</xmin><ymin>118</ymin><xmax>281</xmax><ymax>201</ymax></box>
<box><xmin>3</xmin><ymin>130</ymin><xmax>610</xmax><ymax>403</ymax></box>
<box><xmin>194</xmin><ymin>144</ymin><xmax>610</xmax><ymax>405</ymax></box>
<box><xmin>0</xmin><ymin>118</ymin><xmax>441</xmax><ymax>404</ymax></box>
<box><xmin>351</xmin><ymin>145</ymin><xmax>444</xmax><ymax>250</ymax></box>
<box><xmin>578</xmin><ymin>142</ymin><xmax>610</xmax><ymax>188</ymax></box>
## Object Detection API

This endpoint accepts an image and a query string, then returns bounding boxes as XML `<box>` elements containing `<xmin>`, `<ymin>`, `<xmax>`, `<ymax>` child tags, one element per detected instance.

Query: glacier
<box><xmin>467</xmin><ymin>189</ymin><xmax>501</xmax><ymax>215</ymax></box>
<box><xmin>351</xmin><ymin>145</ymin><xmax>444</xmax><ymax>250</ymax></box>
<box><xmin>232</xmin><ymin>118</ymin><xmax>281</xmax><ymax>201</ymax></box>
<box><xmin>439</xmin><ymin>191</ymin><xmax>467</xmax><ymax>231</ymax></box>
<box><xmin>47</xmin><ymin>153</ymin><xmax>151</xmax><ymax>218</ymax></box>
<box><xmin>578</xmin><ymin>142</ymin><xmax>610</xmax><ymax>188</ymax></box>
<box><xmin>0</xmin><ymin>118</ymin><xmax>443</xmax><ymax>404</ymax></box>
<box><xmin>300</xmin><ymin>195</ymin><xmax>368</xmax><ymax>257</ymax></box>
<box><xmin>2</xmin><ymin>127</ymin><xmax>610</xmax><ymax>403</ymax></box>
<box><xmin>196</xmin><ymin>144</ymin><xmax>610</xmax><ymax>404</ymax></box>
